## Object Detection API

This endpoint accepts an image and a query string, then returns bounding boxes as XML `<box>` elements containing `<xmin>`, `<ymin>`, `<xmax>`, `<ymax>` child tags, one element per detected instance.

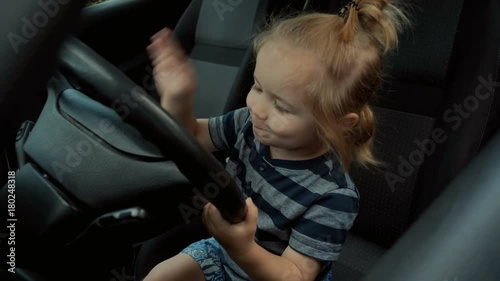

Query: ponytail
<box><xmin>341</xmin><ymin>0</ymin><xmax>409</xmax><ymax>53</ymax></box>
<box><xmin>351</xmin><ymin>105</ymin><xmax>378</xmax><ymax>166</ymax></box>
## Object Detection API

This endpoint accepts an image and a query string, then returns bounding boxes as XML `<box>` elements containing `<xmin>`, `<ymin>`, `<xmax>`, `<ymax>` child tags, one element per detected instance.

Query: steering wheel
<box><xmin>54</xmin><ymin>36</ymin><xmax>247</xmax><ymax>224</ymax></box>
<box><xmin>1</xmin><ymin>0</ymin><xmax>245</xmax><ymax>276</ymax></box>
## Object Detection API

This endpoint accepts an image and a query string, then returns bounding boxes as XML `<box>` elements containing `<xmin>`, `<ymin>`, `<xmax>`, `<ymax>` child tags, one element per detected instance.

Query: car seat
<box><xmin>303</xmin><ymin>0</ymin><xmax>500</xmax><ymax>280</ymax></box>
<box><xmin>173</xmin><ymin>0</ymin><xmax>308</xmax><ymax>118</ymax></box>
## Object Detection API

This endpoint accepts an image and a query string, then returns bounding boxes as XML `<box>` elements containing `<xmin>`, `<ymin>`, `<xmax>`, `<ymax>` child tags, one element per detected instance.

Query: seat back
<box><xmin>175</xmin><ymin>0</ymin><xmax>309</xmax><ymax>118</ymax></box>
<box><xmin>318</xmin><ymin>0</ymin><xmax>500</xmax><ymax>249</ymax></box>
<box><xmin>173</xmin><ymin>0</ymin><xmax>268</xmax><ymax>118</ymax></box>
<box><xmin>297</xmin><ymin>1</ymin><xmax>500</xmax><ymax>280</ymax></box>
<box><xmin>348</xmin><ymin>0</ymin><xmax>466</xmax><ymax>247</ymax></box>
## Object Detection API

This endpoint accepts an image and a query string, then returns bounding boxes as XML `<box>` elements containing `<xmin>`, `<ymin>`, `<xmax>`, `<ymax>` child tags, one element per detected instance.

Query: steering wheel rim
<box><xmin>55</xmin><ymin>36</ymin><xmax>247</xmax><ymax>224</ymax></box>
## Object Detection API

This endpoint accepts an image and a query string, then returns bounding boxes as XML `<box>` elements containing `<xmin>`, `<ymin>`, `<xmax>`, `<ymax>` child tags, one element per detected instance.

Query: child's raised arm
<box><xmin>147</xmin><ymin>28</ymin><xmax>217</xmax><ymax>152</ymax></box>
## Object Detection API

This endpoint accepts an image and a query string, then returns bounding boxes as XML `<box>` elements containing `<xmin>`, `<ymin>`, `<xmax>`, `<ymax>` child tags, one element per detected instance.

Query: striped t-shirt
<box><xmin>208</xmin><ymin>107</ymin><xmax>360</xmax><ymax>280</ymax></box>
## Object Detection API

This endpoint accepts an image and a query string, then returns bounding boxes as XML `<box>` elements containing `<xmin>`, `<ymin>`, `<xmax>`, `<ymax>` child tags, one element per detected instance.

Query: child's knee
<box><xmin>143</xmin><ymin>258</ymin><xmax>176</xmax><ymax>281</ymax></box>
<box><xmin>143</xmin><ymin>254</ymin><xmax>204</xmax><ymax>281</ymax></box>
<box><xmin>142</xmin><ymin>266</ymin><xmax>164</xmax><ymax>281</ymax></box>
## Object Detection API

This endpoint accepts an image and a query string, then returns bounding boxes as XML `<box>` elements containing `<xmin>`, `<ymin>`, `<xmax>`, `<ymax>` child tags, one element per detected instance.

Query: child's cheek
<box><xmin>269</xmin><ymin>115</ymin><xmax>289</xmax><ymax>132</ymax></box>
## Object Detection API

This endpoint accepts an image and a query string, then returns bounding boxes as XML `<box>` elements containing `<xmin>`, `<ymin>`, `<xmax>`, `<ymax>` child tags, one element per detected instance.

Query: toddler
<box><xmin>145</xmin><ymin>0</ymin><xmax>408</xmax><ymax>280</ymax></box>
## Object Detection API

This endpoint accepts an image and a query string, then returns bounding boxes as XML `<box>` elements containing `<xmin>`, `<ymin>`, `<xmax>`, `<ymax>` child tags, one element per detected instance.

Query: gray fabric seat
<box><xmin>186</xmin><ymin>0</ymin><xmax>266</xmax><ymax>118</ymax></box>
<box><xmin>305</xmin><ymin>0</ymin><xmax>500</xmax><ymax>279</ymax></box>
<box><xmin>333</xmin><ymin>233</ymin><xmax>386</xmax><ymax>280</ymax></box>
<box><xmin>178</xmin><ymin>0</ymin><xmax>308</xmax><ymax>117</ymax></box>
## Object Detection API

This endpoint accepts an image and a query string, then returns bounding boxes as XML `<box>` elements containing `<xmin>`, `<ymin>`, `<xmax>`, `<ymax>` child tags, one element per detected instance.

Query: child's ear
<box><xmin>340</xmin><ymin>113</ymin><xmax>359</xmax><ymax>129</ymax></box>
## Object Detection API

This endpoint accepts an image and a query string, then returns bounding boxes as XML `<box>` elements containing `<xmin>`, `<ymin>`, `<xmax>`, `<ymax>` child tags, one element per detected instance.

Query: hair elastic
<box><xmin>339</xmin><ymin>1</ymin><xmax>361</xmax><ymax>20</ymax></box>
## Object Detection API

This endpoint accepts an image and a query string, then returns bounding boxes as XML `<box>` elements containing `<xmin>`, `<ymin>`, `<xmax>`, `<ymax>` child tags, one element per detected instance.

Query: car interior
<box><xmin>0</xmin><ymin>0</ymin><xmax>499</xmax><ymax>281</ymax></box>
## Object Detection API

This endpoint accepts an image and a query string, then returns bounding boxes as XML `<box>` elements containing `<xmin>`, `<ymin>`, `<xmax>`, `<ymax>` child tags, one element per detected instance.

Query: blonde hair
<box><xmin>253</xmin><ymin>0</ymin><xmax>409</xmax><ymax>171</ymax></box>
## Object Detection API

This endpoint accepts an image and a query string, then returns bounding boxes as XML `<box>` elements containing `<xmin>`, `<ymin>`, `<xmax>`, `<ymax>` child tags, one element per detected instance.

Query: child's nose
<box><xmin>251</xmin><ymin>100</ymin><xmax>268</xmax><ymax>121</ymax></box>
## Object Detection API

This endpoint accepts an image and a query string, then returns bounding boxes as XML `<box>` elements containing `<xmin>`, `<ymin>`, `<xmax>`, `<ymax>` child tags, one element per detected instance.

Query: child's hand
<box><xmin>147</xmin><ymin>28</ymin><xmax>197</xmax><ymax>101</ymax></box>
<box><xmin>202</xmin><ymin>198</ymin><xmax>258</xmax><ymax>258</ymax></box>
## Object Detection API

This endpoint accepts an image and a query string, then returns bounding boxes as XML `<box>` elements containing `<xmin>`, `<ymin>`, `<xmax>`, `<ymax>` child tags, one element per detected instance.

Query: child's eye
<box><xmin>252</xmin><ymin>84</ymin><xmax>262</xmax><ymax>92</ymax></box>
<box><xmin>273</xmin><ymin>101</ymin><xmax>288</xmax><ymax>114</ymax></box>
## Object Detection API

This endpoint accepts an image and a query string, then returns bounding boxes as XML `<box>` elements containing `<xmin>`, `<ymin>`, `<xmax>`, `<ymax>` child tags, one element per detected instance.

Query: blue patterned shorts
<box><xmin>181</xmin><ymin>237</ymin><xmax>333</xmax><ymax>281</ymax></box>
<box><xmin>181</xmin><ymin>237</ymin><xmax>228</xmax><ymax>281</ymax></box>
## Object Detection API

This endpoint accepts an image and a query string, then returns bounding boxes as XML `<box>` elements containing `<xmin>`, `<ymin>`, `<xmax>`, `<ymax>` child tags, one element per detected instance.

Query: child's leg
<box><xmin>143</xmin><ymin>253</ymin><xmax>205</xmax><ymax>281</ymax></box>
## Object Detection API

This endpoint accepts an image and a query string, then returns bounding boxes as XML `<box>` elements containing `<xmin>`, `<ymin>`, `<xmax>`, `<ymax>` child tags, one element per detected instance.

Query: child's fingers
<box><xmin>148</xmin><ymin>35</ymin><xmax>186</xmax><ymax>67</ymax></box>
<box><xmin>147</xmin><ymin>29</ymin><xmax>171</xmax><ymax>57</ymax></box>
<box><xmin>150</xmin><ymin>28</ymin><xmax>182</xmax><ymax>54</ymax></box>
<box><xmin>151</xmin><ymin>49</ymin><xmax>187</xmax><ymax>75</ymax></box>
<box><xmin>152</xmin><ymin>58</ymin><xmax>184</xmax><ymax>80</ymax></box>
<box><xmin>152</xmin><ymin>44</ymin><xmax>185</xmax><ymax>67</ymax></box>
<box><xmin>202</xmin><ymin>203</ymin><xmax>212</xmax><ymax>229</ymax></box>
<box><xmin>157</xmin><ymin>40</ymin><xmax>185</xmax><ymax>65</ymax></box>
<box><xmin>146</xmin><ymin>43</ymin><xmax>160</xmax><ymax>61</ymax></box>
<box><xmin>161</xmin><ymin>31</ymin><xmax>184</xmax><ymax>53</ymax></box>
<box><xmin>244</xmin><ymin>197</ymin><xmax>258</xmax><ymax>225</ymax></box>
<box><xmin>206</xmin><ymin>203</ymin><xmax>232</xmax><ymax>228</ymax></box>
<box><xmin>147</xmin><ymin>34</ymin><xmax>172</xmax><ymax>55</ymax></box>
<box><xmin>150</xmin><ymin>27</ymin><xmax>172</xmax><ymax>42</ymax></box>
<box><xmin>148</xmin><ymin>45</ymin><xmax>184</xmax><ymax>70</ymax></box>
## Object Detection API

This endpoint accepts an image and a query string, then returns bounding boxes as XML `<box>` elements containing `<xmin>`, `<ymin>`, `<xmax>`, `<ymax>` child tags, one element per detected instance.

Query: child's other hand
<box><xmin>146</xmin><ymin>28</ymin><xmax>196</xmax><ymax>100</ymax></box>
<box><xmin>202</xmin><ymin>198</ymin><xmax>258</xmax><ymax>258</ymax></box>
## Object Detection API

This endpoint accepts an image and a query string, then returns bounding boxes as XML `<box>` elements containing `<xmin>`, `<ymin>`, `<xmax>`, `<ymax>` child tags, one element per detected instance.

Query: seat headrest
<box><xmin>196</xmin><ymin>0</ymin><xmax>268</xmax><ymax>49</ymax></box>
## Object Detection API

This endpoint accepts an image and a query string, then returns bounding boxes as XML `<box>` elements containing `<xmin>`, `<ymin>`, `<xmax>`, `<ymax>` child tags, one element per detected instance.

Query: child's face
<box><xmin>247</xmin><ymin>41</ymin><xmax>325</xmax><ymax>158</ymax></box>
